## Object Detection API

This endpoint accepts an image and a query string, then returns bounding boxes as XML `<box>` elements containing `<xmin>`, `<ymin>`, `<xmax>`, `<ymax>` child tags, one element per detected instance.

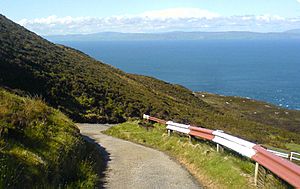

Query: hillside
<box><xmin>195</xmin><ymin>92</ymin><xmax>300</xmax><ymax>151</ymax></box>
<box><xmin>196</xmin><ymin>92</ymin><xmax>300</xmax><ymax>133</ymax></box>
<box><xmin>0</xmin><ymin>14</ymin><xmax>212</xmax><ymax>124</ymax></box>
<box><xmin>0</xmin><ymin>14</ymin><xmax>299</xmax><ymax>150</ymax></box>
<box><xmin>0</xmin><ymin>88</ymin><xmax>104</xmax><ymax>188</ymax></box>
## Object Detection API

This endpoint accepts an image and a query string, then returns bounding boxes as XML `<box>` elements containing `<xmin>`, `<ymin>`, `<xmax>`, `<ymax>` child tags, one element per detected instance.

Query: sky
<box><xmin>1</xmin><ymin>0</ymin><xmax>300</xmax><ymax>35</ymax></box>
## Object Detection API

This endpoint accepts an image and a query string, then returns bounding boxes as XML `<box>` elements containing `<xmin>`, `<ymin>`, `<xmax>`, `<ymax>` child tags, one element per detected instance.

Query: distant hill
<box><xmin>1</xmin><ymin>14</ymin><xmax>300</xmax><ymax>149</ymax></box>
<box><xmin>285</xmin><ymin>28</ymin><xmax>300</xmax><ymax>34</ymax></box>
<box><xmin>45</xmin><ymin>31</ymin><xmax>300</xmax><ymax>42</ymax></box>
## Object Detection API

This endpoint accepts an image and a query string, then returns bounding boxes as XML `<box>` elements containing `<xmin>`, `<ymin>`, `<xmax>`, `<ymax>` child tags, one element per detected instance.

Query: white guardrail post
<box><xmin>254</xmin><ymin>162</ymin><xmax>260</xmax><ymax>186</ymax></box>
<box><xmin>143</xmin><ymin>114</ymin><xmax>150</xmax><ymax>120</ymax></box>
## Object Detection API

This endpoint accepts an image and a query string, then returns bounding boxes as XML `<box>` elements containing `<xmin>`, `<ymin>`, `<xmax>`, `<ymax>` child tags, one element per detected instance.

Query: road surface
<box><xmin>77</xmin><ymin>123</ymin><xmax>201</xmax><ymax>189</ymax></box>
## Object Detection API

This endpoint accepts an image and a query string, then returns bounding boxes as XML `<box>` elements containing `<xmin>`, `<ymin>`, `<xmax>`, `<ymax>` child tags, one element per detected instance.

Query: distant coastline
<box><xmin>45</xmin><ymin>30</ymin><xmax>300</xmax><ymax>42</ymax></box>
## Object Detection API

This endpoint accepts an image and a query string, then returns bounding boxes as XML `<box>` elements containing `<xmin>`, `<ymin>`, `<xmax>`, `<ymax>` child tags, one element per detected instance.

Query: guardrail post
<box><xmin>254</xmin><ymin>162</ymin><xmax>259</xmax><ymax>186</ymax></box>
<box><xmin>167</xmin><ymin>129</ymin><xmax>172</xmax><ymax>137</ymax></box>
<box><xmin>217</xmin><ymin>144</ymin><xmax>220</xmax><ymax>152</ymax></box>
<box><xmin>289</xmin><ymin>152</ymin><xmax>293</xmax><ymax>161</ymax></box>
<box><xmin>189</xmin><ymin>135</ymin><xmax>194</xmax><ymax>144</ymax></box>
<box><xmin>216</xmin><ymin>144</ymin><xmax>223</xmax><ymax>153</ymax></box>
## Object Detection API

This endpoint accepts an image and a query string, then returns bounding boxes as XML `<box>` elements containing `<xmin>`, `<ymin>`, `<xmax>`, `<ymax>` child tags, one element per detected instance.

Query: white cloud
<box><xmin>140</xmin><ymin>8</ymin><xmax>219</xmax><ymax>19</ymax></box>
<box><xmin>255</xmin><ymin>14</ymin><xmax>285</xmax><ymax>22</ymax></box>
<box><xmin>17</xmin><ymin>8</ymin><xmax>300</xmax><ymax>35</ymax></box>
<box><xmin>297</xmin><ymin>0</ymin><xmax>300</xmax><ymax>3</ymax></box>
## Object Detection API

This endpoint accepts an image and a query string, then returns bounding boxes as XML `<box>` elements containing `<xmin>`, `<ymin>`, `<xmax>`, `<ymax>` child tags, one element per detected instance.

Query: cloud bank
<box><xmin>17</xmin><ymin>8</ymin><xmax>300</xmax><ymax>35</ymax></box>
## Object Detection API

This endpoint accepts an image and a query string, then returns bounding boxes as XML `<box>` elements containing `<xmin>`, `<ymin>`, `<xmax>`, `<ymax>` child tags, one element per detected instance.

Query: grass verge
<box><xmin>104</xmin><ymin>121</ymin><xmax>291</xmax><ymax>188</ymax></box>
<box><xmin>104</xmin><ymin>121</ymin><xmax>257</xmax><ymax>188</ymax></box>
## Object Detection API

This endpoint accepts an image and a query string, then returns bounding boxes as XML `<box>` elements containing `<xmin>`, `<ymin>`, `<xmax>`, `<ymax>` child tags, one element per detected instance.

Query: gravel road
<box><xmin>77</xmin><ymin>123</ymin><xmax>201</xmax><ymax>189</ymax></box>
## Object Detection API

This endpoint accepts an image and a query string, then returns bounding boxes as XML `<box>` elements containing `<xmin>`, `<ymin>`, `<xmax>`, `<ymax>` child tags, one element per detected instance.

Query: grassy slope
<box><xmin>104</xmin><ymin>122</ymin><xmax>287</xmax><ymax>188</ymax></box>
<box><xmin>0</xmin><ymin>14</ymin><xmax>299</xmax><ymax>150</ymax></box>
<box><xmin>196</xmin><ymin>92</ymin><xmax>300</xmax><ymax>133</ymax></box>
<box><xmin>196</xmin><ymin>92</ymin><xmax>300</xmax><ymax>151</ymax></box>
<box><xmin>0</xmin><ymin>88</ymin><xmax>103</xmax><ymax>188</ymax></box>
<box><xmin>0</xmin><ymin>14</ymin><xmax>211</xmax><ymax>124</ymax></box>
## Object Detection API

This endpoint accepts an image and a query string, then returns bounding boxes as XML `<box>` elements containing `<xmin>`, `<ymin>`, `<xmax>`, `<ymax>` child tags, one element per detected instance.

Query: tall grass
<box><xmin>0</xmin><ymin>88</ymin><xmax>103</xmax><ymax>188</ymax></box>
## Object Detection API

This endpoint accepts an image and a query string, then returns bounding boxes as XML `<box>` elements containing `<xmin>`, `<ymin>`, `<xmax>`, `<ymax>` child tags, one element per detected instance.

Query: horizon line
<box><xmin>43</xmin><ymin>29</ymin><xmax>299</xmax><ymax>36</ymax></box>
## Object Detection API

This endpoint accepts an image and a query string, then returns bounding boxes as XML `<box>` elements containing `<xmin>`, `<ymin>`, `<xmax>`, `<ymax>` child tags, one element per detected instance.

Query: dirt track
<box><xmin>77</xmin><ymin>123</ymin><xmax>201</xmax><ymax>189</ymax></box>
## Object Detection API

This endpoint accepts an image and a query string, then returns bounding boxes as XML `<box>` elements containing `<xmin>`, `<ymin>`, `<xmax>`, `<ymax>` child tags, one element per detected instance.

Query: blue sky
<box><xmin>1</xmin><ymin>0</ymin><xmax>300</xmax><ymax>34</ymax></box>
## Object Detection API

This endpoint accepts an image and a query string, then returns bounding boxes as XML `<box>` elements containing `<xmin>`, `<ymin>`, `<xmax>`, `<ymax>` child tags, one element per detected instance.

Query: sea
<box><xmin>59</xmin><ymin>40</ymin><xmax>300</xmax><ymax>110</ymax></box>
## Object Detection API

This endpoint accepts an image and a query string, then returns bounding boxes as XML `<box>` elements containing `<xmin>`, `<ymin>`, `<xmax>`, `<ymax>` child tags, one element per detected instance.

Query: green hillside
<box><xmin>196</xmin><ymin>92</ymin><xmax>300</xmax><ymax>133</ymax></box>
<box><xmin>0</xmin><ymin>88</ymin><xmax>103</xmax><ymax>188</ymax></box>
<box><xmin>0</xmin><ymin>14</ymin><xmax>211</xmax><ymax>124</ymax></box>
<box><xmin>0</xmin><ymin>14</ymin><xmax>299</xmax><ymax>149</ymax></box>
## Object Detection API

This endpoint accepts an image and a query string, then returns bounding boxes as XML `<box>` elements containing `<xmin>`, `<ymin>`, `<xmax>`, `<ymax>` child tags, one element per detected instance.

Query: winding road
<box><xmin>77</xmin><ymin>123</ymin><xmax>201</xmax><ymax>189</ymax></box>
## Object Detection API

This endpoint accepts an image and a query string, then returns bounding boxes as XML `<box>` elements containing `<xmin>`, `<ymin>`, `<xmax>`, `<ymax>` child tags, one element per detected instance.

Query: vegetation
<box><xmin>196</xmin><ymin>92</ymin><xmax>300</xmax><ymax>133</ymax></box>
<box><xmin>0</xmin><ymin>14</ymin><xmax>299</xmax><ymax>151</ymax></box>
<box><xmin>104</xmin><ymin>121</ymin><xmax>288</xmax><ymax>188</ymax></box>
<box><xmin>0</xmin><ymin>88</ymin><xmax>104</xmax><ymax>188</ymax></box>
<box><xmin>195</xmin><ymin>92</ymin><xmax>300</xmax><ymax>151</ymax></box>
<box><xmin>0</xmin><ymin>14</ymin><xmax>211</xmax><ymax>124</ymax></box>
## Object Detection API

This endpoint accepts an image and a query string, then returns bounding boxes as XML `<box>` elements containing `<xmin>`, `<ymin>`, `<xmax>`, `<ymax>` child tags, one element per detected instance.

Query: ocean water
<box><xmin>60</xmin><ymin>40</ymin><xmax>300</xmax><ymax>110</ymax></box>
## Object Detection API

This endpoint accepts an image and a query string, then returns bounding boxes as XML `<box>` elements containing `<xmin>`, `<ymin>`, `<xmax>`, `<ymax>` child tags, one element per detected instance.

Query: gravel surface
<box><xmin>77</xmin><ymin>123</ymin><xmax>201</xmax><ymax>189</ymax></box>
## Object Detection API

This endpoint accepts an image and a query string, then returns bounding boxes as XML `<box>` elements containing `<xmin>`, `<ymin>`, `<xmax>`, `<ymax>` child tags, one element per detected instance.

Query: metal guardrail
<box><xmin>143</xmin><ymin>114</ymin><xmax>300</xmax><ymax>188</ymax></box>
<box><xmin>252</xmin><ymin>146</ymin><xmax>300</xmax><ymax>187</ymax></box>
<box><xmin>143</xmin><ymin>114</ymin><xmax>166</xmax><ymax>124</ymax></box>
<box><xmin>267</xmin><ymin>149</ymin><xmax>300</xmax><ymax>162</ymax></box>
<box><xmin>267</xmin><ymin>149</ymin><xmax>289</xmax><ymax>158</ymax></box>
<box><xmin>290</xmin><ymin>152</ymin><xmax>300</xmax><ymax>161</ymax></box>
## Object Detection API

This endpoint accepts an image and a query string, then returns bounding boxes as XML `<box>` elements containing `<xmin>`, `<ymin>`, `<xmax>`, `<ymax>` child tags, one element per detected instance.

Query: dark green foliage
<box><xmin>0</xmin><ymin>14</ymin><xmax>299</xmax><ymax>149</ymax></box>
<box><xmin>0</xmin><ymin>14</ymin><xmax>212</xmax><ymax>124</ymax></box>
<box><xmin>0</xmin><ymin>88</ymin><xmax>103</xmax><ymax>188</ymax></box>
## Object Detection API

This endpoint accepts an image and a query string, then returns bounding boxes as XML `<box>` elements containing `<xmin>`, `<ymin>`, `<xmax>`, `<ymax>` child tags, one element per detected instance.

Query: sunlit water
<box><xmin>59</xmin><ymin>40</ymin><xmax>300</xmax><ymax>110</ymax></box>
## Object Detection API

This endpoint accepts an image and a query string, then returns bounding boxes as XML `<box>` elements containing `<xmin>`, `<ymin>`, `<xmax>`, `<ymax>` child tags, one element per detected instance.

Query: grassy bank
<box><xmin>0</xmin><ymin>88</ymin><xmax>104</xmax><ymax>188</ymax></box>
<box><xmin>104</xmin><ymin>121</ymin><xmax>289</xmax><ymax>188</ymax></box>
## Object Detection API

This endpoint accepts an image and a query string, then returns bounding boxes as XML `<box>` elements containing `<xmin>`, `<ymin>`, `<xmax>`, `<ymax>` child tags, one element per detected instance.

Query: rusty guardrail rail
<box><xmin>143</xmin><ymin>114</ymin><xmax>300</xmax><ymax>188</ymax></box>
